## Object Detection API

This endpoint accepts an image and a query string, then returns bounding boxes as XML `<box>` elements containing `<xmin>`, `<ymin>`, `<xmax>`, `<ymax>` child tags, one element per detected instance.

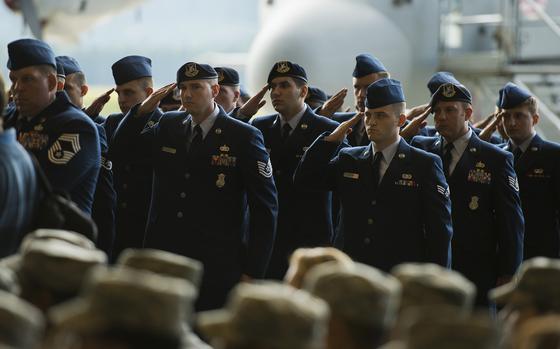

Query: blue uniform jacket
<box><xmin>251</xmin><ymin>106</ymin><xmax>341</xmax><ymax>278</ymax></box>
<box><xmin>411</xmin><ymin>133</ymin><xmax>524</xmax><ymax>305</ymax></box>
<box><xmin>12</xmin><ymin>92</ymin><xmax>100</xmax><ymax>214</ymax></box>
<box><xmin>0</xmin><ymin>128</ymin><xmax>39</xmax><ymax>257</ymax></box>
<box><xmin>113</xmin><ymin>104</ymin><xmax>278</xmax><ymax>310</ymax></box>
<box><xmin>105</xmin><ymin>109</ymin><xmax>163</xmax><ymax>258</ymax></box>
<box><xmin>503</xmin><ymin>135</ymin><xmax>560</xmax><ymax>259</ymax></box>
<box><xmin>294</xmin><ymin>136</ymin><xmax>453</xmax><ymax>272</ymax></box>
<box><xmin>90</xmin><ymin>122</ymin><xmax>117</xmax><ymax>257</ymax></box>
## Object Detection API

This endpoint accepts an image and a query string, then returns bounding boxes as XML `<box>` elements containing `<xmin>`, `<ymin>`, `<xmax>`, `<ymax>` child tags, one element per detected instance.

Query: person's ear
<box><xmin>532</xmin><ymin>113</ymin><xmax>539</xmax><ymax>126</ymax></box>
<box><xmin>233</xmin><ymin>89</ymin><xmax>240</xmax><ymax>104</ymax></box>
<box><xmin>398</xmin><ymin>113</ymin><xmax>406</xmax><ymax>127</ymax></box>
<box><xmin>81</xmin><ymin>84</ymin><xmax>89</xmax><ymax>97</ymax></box>
<box><xmin>211</xmin><ymin>83</ymin><xmax>220</xmax><ymax>98</ymax></box>
<box><xmin>300</xmin><ymin>84</ymin><xmax>308</xmax><ymax>99</ymax></box>
<box><xmin>464</xmin><ymin>105</ymin><xmax>473</xmax><ymax>121</ymax></box>
<box><xmin>47</xmin><ymin>73</ymin><xmax>57</xmax><ymax>92</ymax></box>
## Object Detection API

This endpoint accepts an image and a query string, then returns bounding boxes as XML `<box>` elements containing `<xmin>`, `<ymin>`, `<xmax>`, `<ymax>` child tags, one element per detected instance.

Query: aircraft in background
<box><xmin>3</xmin><ymin>0</ymin><xmax>145</xmax><ymax>41</ymax></box>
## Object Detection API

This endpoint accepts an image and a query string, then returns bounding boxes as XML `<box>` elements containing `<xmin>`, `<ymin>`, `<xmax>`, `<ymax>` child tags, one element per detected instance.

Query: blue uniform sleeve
<box><xmin>293</xmin><ymin>132</ymin><xmax>346</xmax><ymax>192</ymax></box>
<box><xmin>241</xmin><ymin>128</ymin><xmax>279</xmax><ymax>277</ymax></box>
<box><xmin>44</xmin><ymin>119</ymin><xmax>100</xmax><ymax>205</ymax></box>
<box><xmin>110</xmin><ymin>105</ymin><xmax>161</xmax><ymax>165</ymax></box>
<box><xmin>93</xmin><ymin>124</ymin><xmax>117</xmax><ymax>256</ymax></box>
<box><xmin>494</xmin><ymin>152</ymin><xmax>524</xmax><ymax>277</ymax></box>
<box><xmin>420</xmin><ymin>154</ymin><xmax>453</xmax><ymax>268</ymax></box>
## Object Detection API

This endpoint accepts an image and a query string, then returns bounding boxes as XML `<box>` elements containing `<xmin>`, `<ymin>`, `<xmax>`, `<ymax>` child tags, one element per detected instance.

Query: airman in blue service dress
<box><xmin>294</xmin><ymin>78</ymin><xmax>453</xmax><ymax>272</ymax></box>
<box><xmin>330</xmin><ymin>54</ymin><xmax>389</xmax><ymax>147</ymax></box>
<box><xmin>251</xmin><ymin>61</ymin><xmax>341</xmax><ymax>279</ymax></box>
<box><xmin>499</xmin><ymin>82</ymin><xmax>560</xmax><ymax>259</ymax></box>
<box><xmin>6</xmin><ymin>39</ymin><xmax>100</xmax><ymax>215</ymax></box>
<box><xmin>411</xmin><ymin>82</ymin><xmax>524</xmax><ymax>306</ymax></box>
<box><xmin>112</xmin><ymin>62</ymin><xmax>278</xmax><ymax>310</ymax></box>
<box><xmin>105</xmin><ymin>56</ymin><xmax>164</xmax><ymax>257</ymax></box>
<box><xmin>419</xmin><ymin>72</ymin><xmax>504</xmax><ymax>144</ymax></box>
<box><xmin>56</xmin><ymin>55</ymin><xmax>117</xmax><ymax>256</ymax></box>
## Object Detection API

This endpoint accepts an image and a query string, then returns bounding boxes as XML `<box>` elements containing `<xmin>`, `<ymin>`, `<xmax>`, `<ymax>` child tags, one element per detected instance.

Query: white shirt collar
<box><xmin>444</xmin><ymin>128</ymin><xmax>472</xmax><ymax>157</ymax></box>
<box><xmin>372</xmin><ymin>136</ymin><xmax>401</xmax><ymax>164</ymax></box>
<box><xmin>191</xmin><ymin>103</ymin><xmax>219</xmax><ymax>139</ymax></box>
<box><xmin>280</xmin><ymin>104</ymin><xmax>307</xmax><ymax>131</ymax></box>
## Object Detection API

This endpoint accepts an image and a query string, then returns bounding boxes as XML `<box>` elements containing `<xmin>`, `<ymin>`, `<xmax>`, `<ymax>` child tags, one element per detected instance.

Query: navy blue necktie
<box><xmin>371</xmin><ymin>151</ymin><xmax>383</xmax><ymax>192</ymax></box>
<box><xmin>513</xmin><ymin>147</ymin><xmax>523</xmax><ymax>163</ymax></box>
<box><xmin>442</xmin><ymin>143</ymin><xmax>454</xmax><ymax>178</ymax></box>
<box><xmin>281</xmin><ymin>123</ymin><xmax>292</xmax><ymax>143</ymax></box>
<box><xmin>188</xmin><ymin>124</ymin><xmax>202</xmax><ymax>155</ymax></box>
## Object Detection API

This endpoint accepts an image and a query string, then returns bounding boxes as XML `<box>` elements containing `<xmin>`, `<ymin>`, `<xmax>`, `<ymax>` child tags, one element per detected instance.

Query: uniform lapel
<box><xmin>358</xmin><ymin>144</ymin><xmax>375</xmax><ymax>194</ymax></box>
<box><xmin>284</xmin><ymin>106</ymin><xmax>315</xmax><ymax>150</ymax></box>
<box><xmin>378</xmin><ymin>139</ymin><xmax>410</xmax><ymax>193</ymax></box>
<box><xmin>450</xmin><ymin>133</ymin><xmax>480</xmax><ymax>184</ymax></box>
<box><xmin>516</xmin><ymin>134</ymin><xmax>541</xmax><ymax>173</ymax></box>
<box><xmin>188</xmin><ymin>111</ymin><xmax>228</xmax><ymax>164</ymax></box>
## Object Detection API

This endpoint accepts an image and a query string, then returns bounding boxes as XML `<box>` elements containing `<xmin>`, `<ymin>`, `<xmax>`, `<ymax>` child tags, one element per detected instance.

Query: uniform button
<box><xmin>364</xmin><ymin>237</ymin><xmax>371</xmax><ymax>244</ymax></box>
<box><xmin>180</xmin><ymin>192</ymin><xmax>187</xmax><ymax>199</ymax></box>
<box><xmin>371</xmin><ymin>200</ymin><xmax>376</xmax><ymax>206</ymax></box>
<box><xmin>368</xmin><ymin>218</ymin><xmax>374</xmax><ymax>225</ymax></box>
<box><xmin>177</xmin><ymin>212</ymin><xmax>184</xmax><ymax>218</ymax></box>
<box><xmin>184</xmin><ymin>173</ymin><xmax>190</xmax><ymax>180</ymax></box>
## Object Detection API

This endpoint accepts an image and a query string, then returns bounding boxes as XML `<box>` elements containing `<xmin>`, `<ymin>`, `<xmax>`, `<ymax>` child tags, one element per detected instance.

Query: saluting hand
<box><xmin>84</xmin><ymin>88</ymin><xmax>114</xmax><ymax>118</ymax></box>
<box><xmin>317</xmin><ymin>88</ymin><xmax>347</xmax><ymax>118</ymax></box>
<box><xmin>239</xmin><ymin>84</ymin><xmax>268</xmax><ymax>118</ymax></box>
<box><xmin>473</xmin><ymin>111</ymin><xmax>497</xmax><ymax>129</ymax></box>
<box><xmin>406</xmin><ymin>103</ymin><xmax>429</xmax><ymax>121</ymax></box>
<box><xmin>479</xmin><ymin>111</ymin><xmax>503</xmax><ymax>142</ymax></box>
<box><xmin>137</xmin><ymin>83</ymin><xmax>176</xmax><ymax>117</ymax></box>
<box><xmin>324</xmin><ymin>112</ymin><xmax>363</xmax><ymax>143</ymax></box>
<box><xmin>400</xmin><ymin>106</ymin><xmax>431</xmax><ymax>139</ymax></box>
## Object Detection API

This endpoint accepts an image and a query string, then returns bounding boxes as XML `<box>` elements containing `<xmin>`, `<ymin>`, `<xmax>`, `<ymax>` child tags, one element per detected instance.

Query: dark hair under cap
<box><xmin>498</xmin><ymin>82</ymin><xmax>532</xmax><ymax>109</ymax></box>
<box><xmin>352</xmin><ymin>54</ymin><xmax>387</xmax><ymax>78</ymax></box>
<box><xmin>306</xmin><ymin>86</ymin><xmax>328</xmax><ymax>103</ymax></box>
<box><xmin>7</xmin><ymin>38</ymin><xmax>56</xmax><ymax>71</ymax></box>
<box><xmin>427</xmin><ymin>71</ymin><xmax>460</xmax><ymax>96</ymax></box>
<box><xmin>365</xmin><ymin>78</ymin><xmax>405</xmax><ymax>109</ymax></box>
<box><xmin>215</xmin><ymin>67</ymin><xmax>240</xmax><ymax>86</ymax></box>
<box><xmin>56</xmin><ymin>56</ymin><xmax>82</xmax><ymax>76</ymax></box>
<box><xmin>111</xmin><ymin>55</ymin><xmax>152</xmax><ymax>86</ymax></box>
<box><xmin>430</xmin><ymin>83</ymin><xmax>472</xmax><ymax>109</ymax></box>
<box><xmin>267</xmin><ymin>61</ymin><xmax>308</xmax><ymax>84</ymax></box>
<box><xmin>177</xmin><ymin>62</ymin><xmax>218</xmax><ymax>84</ymax></box>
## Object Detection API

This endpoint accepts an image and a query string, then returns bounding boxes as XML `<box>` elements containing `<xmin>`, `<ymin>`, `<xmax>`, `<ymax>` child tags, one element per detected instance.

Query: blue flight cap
<box><xmin>498</xmin><ymin>82</ymin><xmax>532</xmax><ymax>109</ymax></box>
<box><xmin>306</xmin><ymin>86</ymin><xmax>328</xmax><ymax>103</ymax></box>
<box><xmin>111</xmin><ymin>55</ymin><xmax>152</xmax><ymax>86</ymax></box>
<box><xmin>177</xmin><ymin>62</ymin><xmax>218</xmax><ymax>84</ymax></box>
<box><xmin>267</xmin><ymin>61</ymin><xmax>308</xmax><ymax>84</ymax></box>
<box><xmin>430</xmin><ymin>83</ymin><xmax>472</xmax><ymax>108</ymax></box>
<box><xmin>7</xmin><ymin>38</ymin><xmax>56</xmax><ymax>70</ymax></box>
<box><xmin>427</xmin><ymin>71</ymin><xmax>460</xmax><ymax>95</ymax></box>
<box><xmin>365</xmin><ymin>78</ymin><xmax>405</xmax><ymax>109</ymax></box>
<box><xmin>215</xmin><ymin>67</ymin><xmax>240</xmax><ymax>86</ymax></box>
<box><xmin>352</xmin><ymin>54</ymin><xmax>387</xmax><ymax>78</ymax></box>
<box><xmin>56</xmin><ymin>56</ymin><xmax>82</xmax><ymax>75</ymax></box>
